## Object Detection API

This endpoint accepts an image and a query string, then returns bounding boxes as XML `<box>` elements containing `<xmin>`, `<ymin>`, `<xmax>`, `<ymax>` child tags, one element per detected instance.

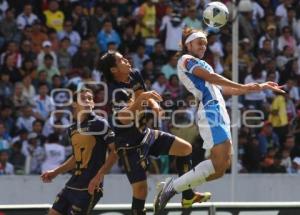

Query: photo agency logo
<box><xmin>50</xmin><ymin>82</ymin><xmax>266</xmax><ymax>134</ymax></box>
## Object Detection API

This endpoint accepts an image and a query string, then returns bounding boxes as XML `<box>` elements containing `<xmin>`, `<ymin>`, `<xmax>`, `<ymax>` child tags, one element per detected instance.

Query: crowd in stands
<box><xmin>1</xmin><ymin>0</ymin><xmax>300</xmax><ymax>175</ymax></box>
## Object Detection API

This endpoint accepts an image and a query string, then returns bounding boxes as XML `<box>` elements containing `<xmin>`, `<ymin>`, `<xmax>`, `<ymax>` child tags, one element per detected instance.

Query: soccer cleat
<box><xmin>181</xmin><ymin>192</ymin><xmax>212</xmax><ymax>208</ymax></box>
<box><xmin>153</xmin><ymin>177</ymin><xmax>176</xmax><ymax>215</ymax></box>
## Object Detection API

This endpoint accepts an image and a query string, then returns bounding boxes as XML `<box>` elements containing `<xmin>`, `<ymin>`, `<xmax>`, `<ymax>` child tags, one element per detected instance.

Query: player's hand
<box><xmin>137</xmin><ymin>91</ymin><xmax>163</xmax><ymax>103</ymax></box>
<box><xmin>40</xmin><ymin>170</ymin><xmax>58</xmax><ymax>183</ymax></box>
<box><xmin>260</xmin><ymin>82</ymin><xmax>286</xmax><ymax>94</ymax></box>
<box><xmin>242</xmin><ymin>83</ymin><xmax>262</xmax><ymax>93</ymax></box>
<box><xmin>152</xmin><ymin>104</ymin><xmax>165</xmax><ymax>118</ymax></box>
<box><xmin>88</xmin><ymin>174</ymin><xmax>103</xmax><ymax>195</ymax></box>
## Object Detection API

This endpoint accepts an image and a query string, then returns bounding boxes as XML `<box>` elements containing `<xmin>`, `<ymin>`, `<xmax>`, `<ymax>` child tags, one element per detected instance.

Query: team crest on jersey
<box><xmin>184</xmin><ymin>58</ymin><xmax>198</xmax><ymax>71</ymax></box>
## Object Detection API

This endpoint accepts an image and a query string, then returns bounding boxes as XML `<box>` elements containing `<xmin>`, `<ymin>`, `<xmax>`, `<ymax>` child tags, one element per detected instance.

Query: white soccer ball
<box><xmin>203</xmin><ymin>1</ymin><xmax>229</xmax><ymax>28</ymax></box>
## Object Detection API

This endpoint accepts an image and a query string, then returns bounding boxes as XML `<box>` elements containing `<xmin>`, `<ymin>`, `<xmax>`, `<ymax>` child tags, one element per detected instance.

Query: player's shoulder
<box><xmin>178</xmin><ymin>54</ymin><xmax>199</xmax><ymax>70</ymax></box>
<box><xmin>89</xmin><ymin>113</ymin><xmax>110</xmax><ymax>129</ymax></box>
<box><xmin>130</xmin><ymin>69</ymin><xmax>142</xmax><ymax>80</ymax></box>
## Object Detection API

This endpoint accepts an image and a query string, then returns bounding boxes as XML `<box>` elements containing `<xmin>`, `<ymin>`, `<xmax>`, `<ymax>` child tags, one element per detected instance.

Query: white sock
<box><xmin>173</xmin><ymin>159</ymin><xmax>215</xmax><ymax>192</ymax></box>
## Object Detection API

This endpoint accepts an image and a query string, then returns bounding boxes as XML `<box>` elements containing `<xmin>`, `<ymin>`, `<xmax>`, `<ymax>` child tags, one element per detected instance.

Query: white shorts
<box><xmin>197</xmin><ymin>100</ymin><xmax>232</xmax><ymax>150</ymax></box>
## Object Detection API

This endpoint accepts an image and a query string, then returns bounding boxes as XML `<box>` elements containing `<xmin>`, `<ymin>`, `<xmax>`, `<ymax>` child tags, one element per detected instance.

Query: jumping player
<box><xmin>41</xmin><ymin>88</ymin><xmax>117</xmax><ymax>215</ymax></box>
<box><xmin>97</xmin><ymin>51</ymin><xmax>211</xmax><ymax>215</ymax></box>
<box><xmin>153</xmin><ymin>28</ymin><xmax>285</xmax><ymax>213</ymax></box>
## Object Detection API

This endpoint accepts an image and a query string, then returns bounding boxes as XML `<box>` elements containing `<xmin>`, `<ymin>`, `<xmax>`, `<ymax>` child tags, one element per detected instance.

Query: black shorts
<box><xmin>118</xmin><ymin>129</ymin><xmax>175</xmax><ymax>184</ymax></box>
<box><xmin>52</xmin><ymin>187</ymin><xmax>102</xmax><ymax>215</ymax></box>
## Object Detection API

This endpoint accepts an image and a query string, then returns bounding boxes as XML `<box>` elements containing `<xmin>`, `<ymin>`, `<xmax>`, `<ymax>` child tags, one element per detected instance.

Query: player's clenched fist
<box><xmin>41</xmin><ymin>170</ymin><xmax>58</xmax><ymax>183</ymax></box>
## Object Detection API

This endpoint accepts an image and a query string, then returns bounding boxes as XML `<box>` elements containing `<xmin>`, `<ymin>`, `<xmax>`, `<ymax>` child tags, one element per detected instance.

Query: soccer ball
<box><xmin>203</xmin><ymin>1</ymin><xmax>229</xmax><ymax>28</ymax></box>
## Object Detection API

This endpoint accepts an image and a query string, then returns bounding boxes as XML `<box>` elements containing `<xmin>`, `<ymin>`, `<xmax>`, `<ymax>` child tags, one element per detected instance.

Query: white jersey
<box><xmin>177</xmin><ymin>54</ymin><xmax>226</xmax><ymax>106</ymax></box>
<box><xmin>177</xmin><ymin>54</ymin><xmax>231</xmax><ymax>149</ymax></box>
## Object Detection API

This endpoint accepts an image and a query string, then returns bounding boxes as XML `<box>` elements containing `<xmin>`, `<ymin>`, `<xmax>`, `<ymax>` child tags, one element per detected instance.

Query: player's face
<box><xmin>113</xmin><ymin>53</ymin><xmax>132</xmax><ymax>76</ymax></box>
<box><xmin>75</xmin><ymin>91</ymin><xmax>95</xmax><ymax>113</ymax></box>
<box><xmin>188</xmin><ymin>38</ymin><xmax>207</xmax><ymax>59</ymax></box>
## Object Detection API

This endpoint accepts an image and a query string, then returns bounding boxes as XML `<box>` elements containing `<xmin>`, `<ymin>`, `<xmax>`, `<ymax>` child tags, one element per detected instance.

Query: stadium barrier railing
<box><xmin>1</xmin><ymin>202</ymin><xmax>300</xmax><ymax>215</ymax></box>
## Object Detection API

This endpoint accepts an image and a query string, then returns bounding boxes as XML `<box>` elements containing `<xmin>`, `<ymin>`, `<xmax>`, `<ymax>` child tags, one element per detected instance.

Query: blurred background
<box><xmin>0</xmin><ymin>0</ymin><xmax>300</xmax><ymax>212</ymax></box>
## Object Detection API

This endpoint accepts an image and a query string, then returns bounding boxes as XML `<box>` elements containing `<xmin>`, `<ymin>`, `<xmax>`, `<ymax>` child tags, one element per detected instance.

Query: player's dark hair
<box><xmin>97</xmin><ymin>51</ymin><xmax>118</xmax><ymax>83</ymax></box>
<box><xmin>73</xmin><ymin>88</ymin><xmax>93</xmax><ymax>103</ymax></box>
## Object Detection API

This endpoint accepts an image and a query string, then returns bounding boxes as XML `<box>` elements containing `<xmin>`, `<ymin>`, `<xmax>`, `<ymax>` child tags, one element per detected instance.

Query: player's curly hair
<box><xmin>96</xmin><ymin>51</ymin><xmax>119</xmax><ymax>83</ymax></box>
<box><xmin>181</xmin><ymin>27</ymin><xmax>207</xmax><ymax>54</ymax></box>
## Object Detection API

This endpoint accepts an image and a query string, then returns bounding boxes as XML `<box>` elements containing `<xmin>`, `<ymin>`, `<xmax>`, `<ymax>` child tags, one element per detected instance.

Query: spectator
<box><xmin>262</xmin><ymin>152</ymin><xmax>286</xmax><ymax>173</ymax></box>
<box><xmin>0</xmin><ymin>105</ymin><xmax>14</xmax><ymax>136</ymax></box>
<box><xmin>0</xmin><ymin>0</ymin><xmax>8</xmax><ymax>21</ymax></box>
<box><xmin>20</xmin><ymin>40</ymin><xmax>36</xmax><ymax>62</ymax></box>
<box><xmin>136</xmin><ymin>0</ymin><xmax>156</xmax><ymax>38</ymax></box>
<box><xmin>166</xmin><ymin>74</ymin><xmax>181</xmax><ymax>100</ymax></box>
<box><xmin>0</xmin><ymin>149</ymin><xmax>14</xmax><ymax>174</ymax></box>
<box><xmin>41</xmin><ymin>133</ymin><xmax>65</xmax><ymax>173</ymax></box>
<box><xmin>37</xmin><ymin>40</ymin><xmax>58</xmax><ymax>69</ymax></box>
<box><xmin>268</xmin><ymin>92</ymin><xmax>289</xmax><ymax>146</ymax></box>
<box><xmin>71</xmin><ymin>3</ymin><xmax>89</xmax><ymax>38</ymax></box>
<box><xmin>161</xmin><ymin>53</ymin><xmax>177</xmax><ymax>79</ymax></box>
<box><xmin>277</xmin><ymin>26</ymin><xmax>297</xmax><ymax>52</ymax></box>
<box><xmin>258</xmin><ymin>24</ymin><xmax>278</xmax><ymax>53</ymax></box>
<box><xmin>141</xmin><ymin>59</ymin><xmax>155</xmax><ymax>81</ymax></box>
<box><xmin>244</xmin><ymin>64</ymin><xmax>266</xmax><ymax>110</ymax></box>
<box><xmin>12</xmin><ymin>82</ymin><xmax>27</xmax><ymax>110</ymax></box>
<box><xmin>16</xmin><ymin>106</ymin><xmax>36</xmax><ymax>132</ymax></box>
<box><xmin>9</xmin><ymin>141</ymin><xmax>25</xmax><ymax>174</ymax></box>
<box><xmin>32</xmin><ymin>70</ymin><xmax>51</xmax><ymax>91</ymax></box>
<box><xmin>22</xmin><ymin>74</ymin><xmax>36</xmax><ymax>106</ymax></box>
<box><xmin>284</xmin><ymin>79</ymin><xmax>300</xmax><ymax>104</ymax></box>
<box><xmin>20</xmin><ymin>59</ymin><xmax>36</xmax><ymax>78</ymax></box>
<box><xmin>150</xmin><ymin>41</ymin><xmax>167</xmax><ymax>72</ymax></box>
<box><xmin>32</xmin><ymin>119</ymin><xmax>46</xmax><ymax>146</ymax></box>
<box><xmin>281</xmin><ymin>149</ymin><xmax>292</xmax><ymax>171</ymax></box>
<box><xmin>0</xmin><ymin>122</ymin><xmax>10</xmax><ymax>150</ymax></box>
<box><xmin>0</xmin><ymin>8</ymin><xmax>19</xmax><ymax>45</ymax></box>
<box><xmin>43</xmin><ymin>0</ymin><xmax>64</xmax><ymax>32</ymax></box>
<box><xmin>71</xmin><ymin>39</ymin><xmax>95</xmax><ymax>70</ymax></box>
<box><xmin>243</xmin><ymin>136</ymin><xmax>261</xmax><ymax>172</ymax></box>
<box><xmin>30</xmin><ymin>20</ymin><xmax>48</xmax><ymax>54</ymax></box>
<box><xmin>131</xmin><ymin>43</ymin><xmax>150</xmax><ymax>71</ymax></box>
<box><xmin>183</xmin><ymin>6</ymin><xmax>202</xmax><ymax>30</ymax></box>
<box><xmin>0</xmin><ymin>72</ymin><xmax>13</xmax><ymax>100</ymax></box>
<box><xmin>160</xmin><ymin>11</ymin><xmax>185</xmax><ymax>52</ymax></box>
<box><xmin>38</xmin><ymin>54</ymin><xmax>60</xmax><ymax>83</ymax></box>
<box><xmin>275</xmin><ymin>0</ymin><xmax>293</xmax><ymax>20</ymax></box>
<box><xmin>97</xmin><ymin>19</ymin><xmax>121</xmax><ymax>52</ymax></box>
<box><xmin>287</xmin><ymin>157</ymin><xmax>300</xmax><ymax>174</ymax></box>
<box><xmin>151</xmin><ymin>73</ymin><xmax>167</xmax><ymax>95</ymax></box>
<box><xmin>16</xmin><ymin>3</ymin><xmax>38</xmax><ymax>30</ymax></box>
<box><xmin>58</xmin><ymin>20</ymin><xmax>81</xmax><ymax>54</ymax></box>
<box><xmin>24</xmin><ymin>132</ymin><xmax>45</xmax><ymax>174</ymax></box>
<box><xmin>88</xmin><ymin>3</ymin><xmax>106</xmax><ymax>36</ymax></box>
<box><xmin>258</xmin><ymin>122</ymin><xmax>280</xmax><ymax>158</ymax></box>
<box><xmin>119</xmin><ymin>24</ymin><xmax>143</xmax><ymax>54</ymax></box>
<box><xmin>1</xmin><ymin>41</ymin><xmax>22</xmax><ymax>68</ymax></box>
<box><xmin>32</xmin><ymin>83</ymin><xmax>55</xmax><ymax>121</ymax></box>
<box><xmin>57</xmin><ymin>37</ymin><xmax>72</xmax><ymax>69</ymax></box>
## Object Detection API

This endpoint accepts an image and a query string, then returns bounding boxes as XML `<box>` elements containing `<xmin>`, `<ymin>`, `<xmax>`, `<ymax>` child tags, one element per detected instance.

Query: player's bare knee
<box><xmin>133</xmin><ymin>184</ymin><xmax>148</xmax><ymax>199</ymax></box>
<box><xmin>212</xmin><ymin>157</ymin><xmax>230</xmax><ymax>175</ymax></box>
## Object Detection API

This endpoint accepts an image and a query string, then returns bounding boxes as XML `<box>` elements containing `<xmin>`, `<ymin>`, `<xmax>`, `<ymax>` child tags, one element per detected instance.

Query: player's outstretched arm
<box><xmin>117</xmin><ymin>91</ymin><xmax>162</xmax><ymax>124</ymax></box>
<box><xmin>88</xmin><ymin>143</ymin><xmax>118</xmax><ymax>194</ymax></box>
<box><xmin>222</xmin><ymin>82</ymin><xmax>285</xmax><ymax>96</ymax></box>
<box><xmin>41</xmin><ymin>155</ymin><xmax>76</xmax><ymax>183</ymax></box>
<box><xmin>193</xmin><ymin>67</ymin><xmax>248</xmax><ymax>90</ymax></box>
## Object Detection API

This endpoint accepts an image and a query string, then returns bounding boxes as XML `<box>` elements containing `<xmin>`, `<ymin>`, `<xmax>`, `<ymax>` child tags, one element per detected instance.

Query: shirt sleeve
<box><xmin>183</xmin><ymin>57</ymin><xmax>210</xmax><ymax>74</ymax></box>
<box><xmin>92</xmin><ymin>118</ymin><xmax>115</xmax><ymax>145</ymax></box>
